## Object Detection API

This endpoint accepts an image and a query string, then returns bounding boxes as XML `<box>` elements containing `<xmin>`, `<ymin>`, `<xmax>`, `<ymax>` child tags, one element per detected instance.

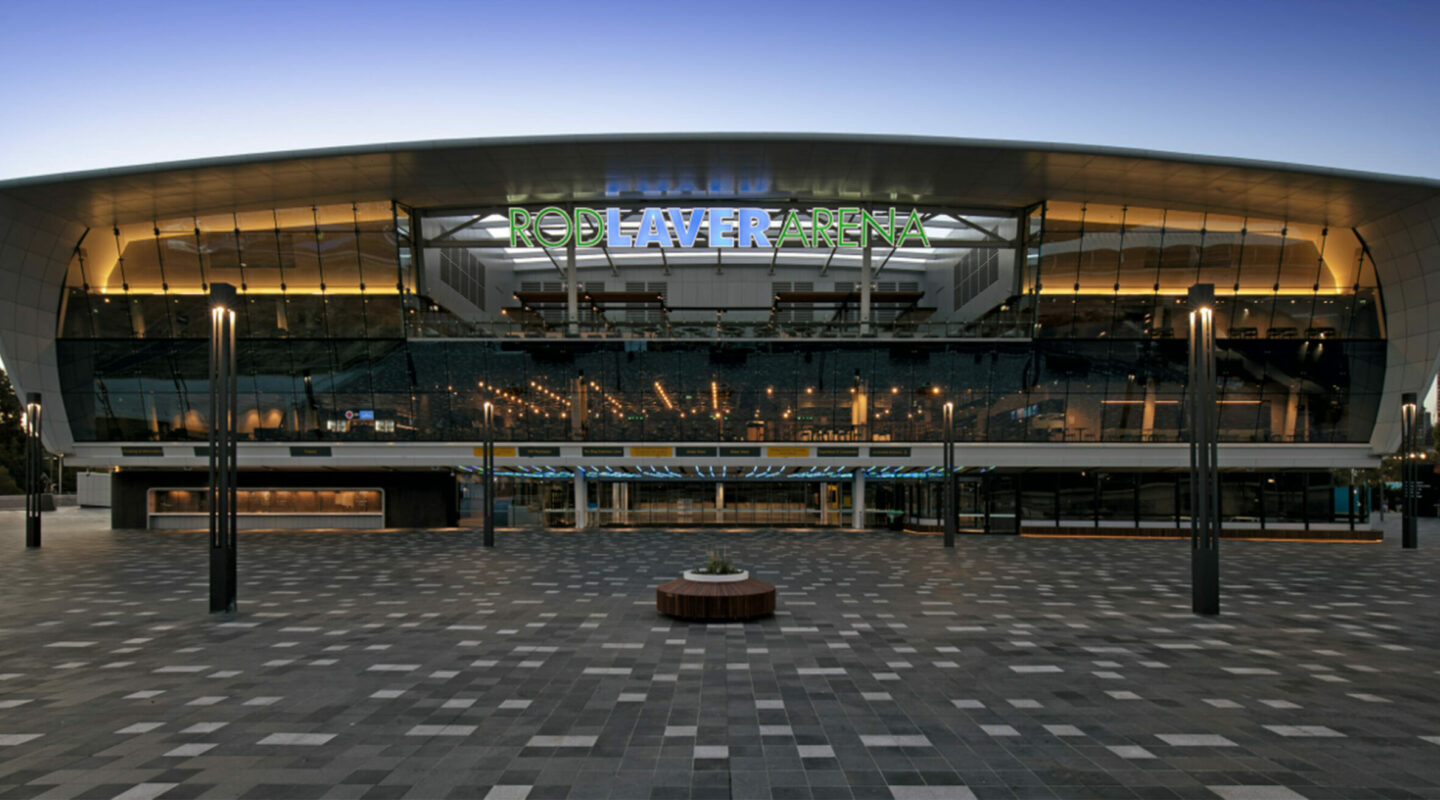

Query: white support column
<box><xmin>820</xmin><ymin>483</ymin><xmax>830</xmax><ymax>526</ymax></box>
<box><xmin>852</xmin><ymin>469</ymin><xmax>866</xmax><ymax>529</ymax></box>
<box><xmin>860</xmin><ymin>245</ymin><xmax>872</xmax><ymax>335</ymax></box>
<box><xmin>573</xmin><ymin>469</ymin><xmax>586</xmax><ymax>530</ymax></box>
<box><xmin>566</xmin><ymin>238</ymin><xmax>579</xmax><ymax>335</ymax></box>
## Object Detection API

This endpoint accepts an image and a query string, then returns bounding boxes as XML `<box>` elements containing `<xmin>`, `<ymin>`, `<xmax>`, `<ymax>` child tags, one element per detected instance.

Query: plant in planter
<box><xmin>682</xmin><ymin>546</ymin><xmax>749</xmax><ymax>583</ymax></box>
<box><xmin>694</xmin><ymin>546</ymin><xmax>741</xmax><ymax>576</ymax></box>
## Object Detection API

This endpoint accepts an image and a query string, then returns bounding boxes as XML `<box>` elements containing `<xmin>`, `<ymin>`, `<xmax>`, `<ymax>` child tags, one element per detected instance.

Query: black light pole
<box><xmin>1188</xmin><ymin>284</ymin><xmax>1220</xmax><ymax>615</ymax></box>
<box><xmin>208</xmin><ymin>283</ymin><xmax>238</xmax><ymax>613</ymax></box>
<box><xmin>943</xmin><ymin>401</ymin><xmax>955</xmax><ymax>548</ymax></box>
<box><xmin>483</xmin><ymin>401</ymin><xmax>495</xmax><ymax>548</ymax></box>
<box><xmin>24</xmin><ymin>392</ymin><xmax>41</xmax><ymax>548</ymax></box>
<box><xmin>1401</xmin><ymin>392</ymin><xmax>1418</xmax><ymax>549</ymax></box>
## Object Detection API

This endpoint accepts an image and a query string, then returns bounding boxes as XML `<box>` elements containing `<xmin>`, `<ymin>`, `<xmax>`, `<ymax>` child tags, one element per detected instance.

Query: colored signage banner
<box><xmin>676</xmin><ymin>446</ymin><xmax>718</xmax><ymax>457</ymax></box>
<box><xmin>816</xmin><ymin>447</ymin><xmax>860</xmax><ymax>457</ymax></box>
<box><xmin>869</xmin><ymin>446</ymin><xmax>913</xmax><ymax>457</ymax></box>
<box><xmin>508</xmin><ymin>207</ymin><xmax>930</xmax><ymax>249</ymax></box>
<box><xmin>519</xmin><ymin>446</ymin><xmax>560</xmax><ymax>457</ymax></box>
<box><xmin>289</xmin><ymin>446</ymin><xmax>332</xmax><ymax>457</ymax></box>
<box><xmin>766</xmin><ymin>446</ymin><xmax>809</xmax><ymax>458</ymax></box>
<box><xmin>472</xmin><ymin>446</ymin><xmax>517</xmax><ymax>458</ymax></box>
<box><xmin>122</xmin><ymin>446</ymin><xmax>165</xmax><ymax>457</ymax></box>
<box><xmin>582</xmin><ymin>446</ymin><xmax>625</xmax><ymax>457</ymax></box>
<box><xmin>719</xmin><ymin>446</ymin><xmax>761</xmax><ymax>457</ymax></box>
<box><xmin>630</xmin><ymin>446</ymin><xmax>673</xmax><ymax>458</ymax></box>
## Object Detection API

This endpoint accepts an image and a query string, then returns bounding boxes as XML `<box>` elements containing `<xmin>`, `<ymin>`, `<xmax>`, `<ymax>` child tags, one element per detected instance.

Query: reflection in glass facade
<box><xmin>54</xmin><ymin>200</ymin><xmax>1386</xmax><ymax>446</ymax></box>
<box><xmin>57</xmin><ymin>338</ymin><xmax>1383</xmax><ymax>445</ymax></box>
<box><xmin>1029</xmin><ymin>203</ymin><xmax>1383</xmax><ymax>341</ymax></box>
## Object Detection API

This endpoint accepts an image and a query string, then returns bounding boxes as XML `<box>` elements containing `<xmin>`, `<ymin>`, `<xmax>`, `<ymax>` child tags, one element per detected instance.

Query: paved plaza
<box><xmin>2</xmin><ymin>510</ymin><xmax>1440</xmax><ymax>799</ymax></box>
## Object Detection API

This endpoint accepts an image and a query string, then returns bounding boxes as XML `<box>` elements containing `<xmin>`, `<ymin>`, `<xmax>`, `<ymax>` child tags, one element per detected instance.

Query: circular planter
<box><xmin>657</xmin><ymin>572</ymin><xmax>775</xmax><ymax>621</ymax></box>
<box><xmin>682</xmin><ymin>569</ymin><xmax>749</xmax><ymax>583</ymax></box>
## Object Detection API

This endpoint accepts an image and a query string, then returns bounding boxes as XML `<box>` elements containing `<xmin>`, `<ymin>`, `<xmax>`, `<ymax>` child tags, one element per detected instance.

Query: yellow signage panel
<box><xmin>766</xmin><ymin>446</ymin><xmax>810</xmax><ymax>458</ymax></box>
<box><xmin>473</xmin><ymin>446</ymin><xmax>517</xmax><ymax>458</ymax></box>
<box><xmin>630</xmin><ymin>446</ymin><xmax>674</xmax><ymax>458</ymax></box>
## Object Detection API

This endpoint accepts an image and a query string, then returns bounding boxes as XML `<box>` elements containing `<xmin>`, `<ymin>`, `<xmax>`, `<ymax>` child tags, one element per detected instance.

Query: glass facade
<box><xmin>880</xmin><ymin>469</ymin><xmax>1370</xmax><ymax>531</ymax></box>
<box><xmin>57</xmin><ymin>338</ymin><xmax>1383</xmax><ymax>444</ymax></box>
<box><xmin>1029</xmin><ymin>203</ymin><xmax>1384</xmax><ymax>341</ymax></box>
<box><xmin>54</xmin><ymin>200</ymin><xmax>1385</xmax><ymax>446</ymax></box>
<box><xmin>59</xmin><ymin>202</ymin><xmax>404</xmax><ymax>342</ymax></box>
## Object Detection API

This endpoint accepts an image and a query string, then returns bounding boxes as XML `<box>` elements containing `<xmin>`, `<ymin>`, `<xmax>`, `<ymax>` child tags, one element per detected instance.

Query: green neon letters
<box><xmin>506</xmin><ymin>207</ymin><xmax>929</xmax><ymax>249</ymax></box>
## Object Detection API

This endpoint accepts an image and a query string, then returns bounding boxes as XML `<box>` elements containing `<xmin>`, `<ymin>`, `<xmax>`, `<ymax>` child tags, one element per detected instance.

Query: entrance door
<box><xmin>455</xmin><ymin>471</ymin><xmax>511</xmax><ymax>528</ymax></box>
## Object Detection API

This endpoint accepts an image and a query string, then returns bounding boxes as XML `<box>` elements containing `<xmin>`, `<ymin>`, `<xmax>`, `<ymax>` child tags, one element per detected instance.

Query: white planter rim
<box><xmin>682</xmin><ymin>569</ymin><xmax>749</xmax><ymax>583</ymax></box>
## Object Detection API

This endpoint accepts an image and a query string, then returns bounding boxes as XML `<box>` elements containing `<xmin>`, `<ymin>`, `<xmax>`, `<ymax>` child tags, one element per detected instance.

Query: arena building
<box><xmin>1</xmin><ymin>134</ymin><xmax>1436</xmax><ymax>536</ymax></box>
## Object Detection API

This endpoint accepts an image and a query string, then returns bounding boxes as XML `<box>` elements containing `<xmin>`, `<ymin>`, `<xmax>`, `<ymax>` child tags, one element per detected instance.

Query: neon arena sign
<box><xmin>507</xmin><ymin>207</ymin><xmax>930</xmax><ymax>249</ymax></box>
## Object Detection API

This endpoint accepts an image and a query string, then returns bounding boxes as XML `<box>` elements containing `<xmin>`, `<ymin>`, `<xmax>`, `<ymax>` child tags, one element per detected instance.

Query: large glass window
<box><xmin>55</xmin><ymin>338</ymin><xmax>1384</xmax><ymax>444</ymax></box>
<box><xmin>54</xmin><ymin>200</ymin><xmax>1384</xmax><ymax>447</ymax></box>
<box><xmin>59</xmin><ymin>203</ymin><xmax>403</xmax><ymax>342</ymax></box>
<box><xmin>1030</xmin><ymin>202</ymin><xmax>1382</xmax><ymax>341</ymax></box>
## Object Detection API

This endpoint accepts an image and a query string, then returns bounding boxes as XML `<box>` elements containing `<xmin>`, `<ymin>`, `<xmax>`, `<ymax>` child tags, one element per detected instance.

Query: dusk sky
<box><xmin>0</xmin><ymin>0</ymin><xmax>1437</xmax><ymax>181</ymax></box>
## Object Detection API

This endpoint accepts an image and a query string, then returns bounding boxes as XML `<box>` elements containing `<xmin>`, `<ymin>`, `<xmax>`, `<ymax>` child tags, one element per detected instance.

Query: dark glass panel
<box><xmin>1055</xmin><ymin>472</ymin><xmax>1094</xmax><ymax>520</ymax></box>
<box><xmin>1018</xmin><ymin>474</ymin><xmax>1054</xmax><ymax>522</ymax></box>
<box><xmin>241</xmin><ymin>293</ymin><xmax>288</xmax><ymax>338</ymax></box>
<box><xmin>1222</xmin><ymin>474</ymin><xmax>1261</xmax><ymax>522</ymax></box>
<box><xmin>1137</xmin><ymin>473</ymin><xmax>1176</xmax><ymax>521</ymax></box>
<box><xmin>363</xmin><ymin>294</ymin><xmax>403</xmax><ymax>338</ymax></box>
<box><xmin>239</xmin><ymin>340</ymin><xmax>296</xmax><ymax>395</ymax></box>
<box><xmin>324</xmin><ymin>295</ymin><xmax>369</xmax><ymax>339</ymax></box>
<box><xmin>167</xmin><ymin>294</ymin><xmax>210</xmax><ymax>339</ymax></box>
<box><xmin>1097</xmin><ymin>472</ymin><xmax>1136</xmax><ymax>523</ymax></box>
<box><xmin>87</xmin><ymin>295</ymin><xmax>135</xmax><ymax>338</ymax></box>
<box><xmin>60</xmin><ymin>288</ymin><xmax>96</xmax><ymax>338</ymax></box>
<box><xmin>279</xmin><ymin>296</ymin><xmax>326</xmax><ymax>338</ymax></box>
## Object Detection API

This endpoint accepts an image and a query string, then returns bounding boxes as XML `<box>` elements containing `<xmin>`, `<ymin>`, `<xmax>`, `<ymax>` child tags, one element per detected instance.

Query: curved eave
<box><xmin>1</xmin><ymin>133</ymin><xmax>1437</xmax><ymax>230</ymax></box>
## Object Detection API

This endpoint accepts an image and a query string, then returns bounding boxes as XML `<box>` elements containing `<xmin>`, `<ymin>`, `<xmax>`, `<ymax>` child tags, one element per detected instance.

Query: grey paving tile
<box><xmin>1</xmin><ymin>509</ymin><xmax>1439</xmax><ymax>799</ymax></box>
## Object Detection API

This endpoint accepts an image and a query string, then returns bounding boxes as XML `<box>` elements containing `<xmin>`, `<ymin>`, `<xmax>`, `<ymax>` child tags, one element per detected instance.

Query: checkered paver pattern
<box><xmin>2</xmin><ymin>508</ymin><xmax>1440</xmax><ymax>799</ymax></box>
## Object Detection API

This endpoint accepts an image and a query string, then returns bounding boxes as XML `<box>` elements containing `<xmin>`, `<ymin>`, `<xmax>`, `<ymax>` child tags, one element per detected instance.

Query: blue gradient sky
<box><xmin>0</xmin><ymin>0</ymin><xmax>1437</xmax><ymax>181</ymax></box>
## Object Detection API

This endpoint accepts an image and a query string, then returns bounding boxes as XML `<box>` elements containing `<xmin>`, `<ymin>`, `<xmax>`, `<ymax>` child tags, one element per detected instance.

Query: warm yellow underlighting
<box><xmin>1043</xmin><ymin>288</ymin><xmax>1348</xmax><ymax>297</ymax></box>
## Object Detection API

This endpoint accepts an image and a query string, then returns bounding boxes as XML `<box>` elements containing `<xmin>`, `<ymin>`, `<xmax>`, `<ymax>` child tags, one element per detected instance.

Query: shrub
<box><xmin>694</xmin><ymin>545</ymin><xmax>741</xmax><ymax>575</ymax></box>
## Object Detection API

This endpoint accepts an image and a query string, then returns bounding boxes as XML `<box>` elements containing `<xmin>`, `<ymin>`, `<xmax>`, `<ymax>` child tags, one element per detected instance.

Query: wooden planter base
<box><xmin>656</xmin><ymin>577</ymin><xmax>776</xmax><ymax>621</ymax></box>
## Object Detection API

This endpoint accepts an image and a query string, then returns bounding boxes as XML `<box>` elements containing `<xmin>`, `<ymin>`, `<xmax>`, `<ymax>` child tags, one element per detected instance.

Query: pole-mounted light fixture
<box><xmin>483</xmin><ymin>400</ymin><xmax>496</xmax><ymax>548</ymax></box>
<box><xmin>208</xmin><ymin>282</ymin><xmax>238</xmax><ymax>613</ymax></box>
<box><xmin>24</xmin><ymin>392</ymin><xmax>42</xmax><ymax>548</ymax></box>
<box><xmin>1188</xmin><ymin>283</ymin><xmax>1219</xmax><ymax>615</ymax></box>
<box><xmin>1402</xmin><ymin>391</ymin><xmax>1418</xmax><ymax>549</ymax></box>
<box><xmin>943</xmin><ymin>401</ymin><xmax>955</xmax><ymax>549</ymax></box>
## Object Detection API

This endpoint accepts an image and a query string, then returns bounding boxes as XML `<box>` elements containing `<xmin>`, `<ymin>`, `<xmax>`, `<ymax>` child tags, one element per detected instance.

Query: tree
<box><xmin>0</xmin><ymin>464</ymin><xmax>19</xmax><ymax>494</ymax></box>
<box><xmin>0</xmin><ymin>370</ymin><xmax>25</xmax><ymax>495</ymax></box>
